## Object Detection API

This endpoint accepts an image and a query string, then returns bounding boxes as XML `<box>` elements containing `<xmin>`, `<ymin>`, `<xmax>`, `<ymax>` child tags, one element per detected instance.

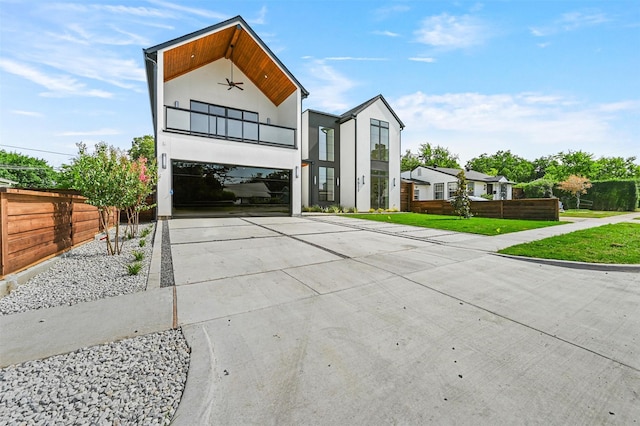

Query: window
<box><xmin>413</xmin><ymin>188</ymin><xmax>420</xmax><ymax>201</ymax></box>
<box><xmin>370</xmin><ymin>119</ymin><xmax>389</xmax><ymax>161</ymax></box>
<box><xmin>448</xmin><ymin>182</ymin><xmax>457</xmax><ymax>199</ymax></box>
<box><xmin>318</xmin><ymin>167</ymin><xmax>335</xmax><ymax>202</ymax></box>
<box><xmin>434</xmin><ymin>183</ymin><xmax>444</xmax><ymax>200</ymax></box>
<box><xmin>467</xmin><ymin>182</ymin><xmax>475</xmax><ymax>196</ymax></box>
<box><xmin>370</xmin><ymin>170</ymin><xmax>389</xmax><ymax>209</ymax></box>
<box><xmin>319</xmin><ymin>127</ymin><xmax>335</xmax><ymax>161</ymax></box>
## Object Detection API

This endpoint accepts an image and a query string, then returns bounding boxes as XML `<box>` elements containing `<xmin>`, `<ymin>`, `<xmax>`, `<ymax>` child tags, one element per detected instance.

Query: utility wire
<box><xmin>0</xmin><ymin>144</ymin><xmax>75</xmax><ymax>157</ymax></box>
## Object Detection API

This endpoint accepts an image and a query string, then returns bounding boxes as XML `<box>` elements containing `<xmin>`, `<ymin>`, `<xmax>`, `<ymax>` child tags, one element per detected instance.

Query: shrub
<box><xmin>139</xmin><ymin>239</ymin><xmax>146</xmax><ymax>247</ymax></box>
<box><xmin>588</xmin><ymin>180</ymin><xmax>639</xmax><ymax>211</ymax></box>
<box><xmin>519</xmin><ymin>178</ymin><xmax>555</xmax><ymax>198</ymax></box>
<box><xmin>132</xmin><ymin>250</ymin><xmax>144</xmax><ymax>261</ymax></box>
<box><xmin>127</xmin><ymin>262</ymin><xmax>142</xmax><ymax>275</ymax></box>
<box><xmin>140</xmin><ymin>226</ymin><xmax>152</xmax><ymax>238</ymax></box>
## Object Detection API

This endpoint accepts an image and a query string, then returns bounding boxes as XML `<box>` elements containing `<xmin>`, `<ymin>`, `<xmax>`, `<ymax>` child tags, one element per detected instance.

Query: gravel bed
<box><xmin>0</xmin><ymin>222</ymin><xmax>192</xmax><ymax>425</ymax></box>
<box><xmin>160</xmin><ymin>220</ymin><xmax>175</xmax><ymax>288</ymax></box>
<box><xmin>0</xmin><ymin>224</ymin><xmax>155</xmax><ymax>316</ymax></box>
<box><xmin>0</xmin><ymin>329</ymin><xmax>190</xmax><ymax>425</ymax></box>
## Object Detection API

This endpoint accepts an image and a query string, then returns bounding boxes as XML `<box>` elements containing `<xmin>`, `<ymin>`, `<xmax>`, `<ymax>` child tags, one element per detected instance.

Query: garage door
<box><xmin>172</xmin><ymin>160</ymin><xmax>291</xmax><ymax>217</ymax></box>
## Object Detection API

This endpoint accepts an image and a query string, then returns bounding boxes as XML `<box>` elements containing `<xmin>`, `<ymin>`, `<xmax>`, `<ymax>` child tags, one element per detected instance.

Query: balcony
<box><xmin>165</xmin><ymin>104</ymin><xmax>296</xmax><ymax>148</ymax></box>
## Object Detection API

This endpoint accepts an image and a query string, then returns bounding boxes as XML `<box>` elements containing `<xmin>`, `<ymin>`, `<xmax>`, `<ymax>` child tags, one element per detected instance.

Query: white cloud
<box><xmin>373</xmin><ymin>30</ymin><xmax>400</xmax><ymax>37</ymax></box>
<box><xmin>530</xmin><ymin>11</ymin><xmax>610</xmax><ymax>37</ymax></box>
<box><xmin>414</xmin><ymin>13</ymin><xmax>487</xmax><ymax>49</ymax></box>
<box><xmin>11</xmin><ymin>110</ymin><xmax>43</xmax><ymax>117</ymax></box>
<box><xmin>248</xmin><ymin>5</ymin><xmax>268</xmax><ymax>25</ymax></box>
<box><xmin>324</xmin><ymin>57</ymin><xmax>388</xmax><ymax>61</ymax></box>
<box><xmin>146</xmin><ymin>0</ymin><xmax>229</xmax><ymax>20</ymax></box>
<box><xmin>0</xmin><ymin>59</ymin><xmax>113</xmax><ymax>98</ymax></box>
<box><xmin>96</xmin><ymin>5</ymin><xmax>172</xmax><ymax>18</ymax></box>
<box><xmin>301</xmin><ymin>60</ymin><xmax>357</xmax><ymax>113</ymax></box>
<box><xmin>373</xmin><ymin>5</ymin><xmax>411</xmax><ymax>20</ymax></box>
<box><xmin>56</xmin><ymin>128</ymin><xmax>120</xmax><ymax>137</ymax></box>
<box><xmin>409</xmin><ymin>57</ymin><xmax>436</xmax><ymax>63</ymax></box>
<box><xmin>392</xmin><ymin>91</ymin><xmax>637</xmax><ymax>163</ymax></box>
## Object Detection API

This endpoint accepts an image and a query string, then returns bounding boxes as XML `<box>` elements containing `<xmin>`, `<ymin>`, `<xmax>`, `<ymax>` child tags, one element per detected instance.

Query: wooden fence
<box><xmin>0</xmin><ymin>189</ymin><xmax>113</xmax><ymax>278</ymax></box>
<box><xmin>405</xmin><ymin>198</ymin><xmax>559</xmax><ymax>221</ymax></box>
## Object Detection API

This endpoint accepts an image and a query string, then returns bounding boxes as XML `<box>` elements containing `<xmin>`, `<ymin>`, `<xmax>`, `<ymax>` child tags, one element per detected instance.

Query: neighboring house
<box><xmin>302</xmin><ymin>95</ymin><xmax>404</xmax><ymax>211</ymax></box>
<box><xmin>401</xmin><ymin>166</ymin><xmax>513</xmax><ymax>201</ymax></box>
<box><xmin>143</xmin><ymin>16</ymin><xmax>308</xmax><ymax>218</ymax></box>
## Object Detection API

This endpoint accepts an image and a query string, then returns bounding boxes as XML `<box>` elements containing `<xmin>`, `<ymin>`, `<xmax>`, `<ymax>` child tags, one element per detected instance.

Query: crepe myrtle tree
<box><xmin>64</xmin><ymin>142</ymin><xmax>157</xmax><ymax>255</ymax></box>
<box><xmin>451</xmin><ymin>170</ymin><xmax>472</xmax><ymax>219</ymax></box>
<box><xmin>557</xmin><ymin>175</ymin><xmax>592</xmax><ymax>210</ymax></box>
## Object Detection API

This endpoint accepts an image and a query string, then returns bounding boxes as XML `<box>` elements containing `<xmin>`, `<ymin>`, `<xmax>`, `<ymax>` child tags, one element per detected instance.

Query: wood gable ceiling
<box><xmin>163</xmin><ymin>24</ymin><xmax>297</xmax><ymax>106</ymax></box>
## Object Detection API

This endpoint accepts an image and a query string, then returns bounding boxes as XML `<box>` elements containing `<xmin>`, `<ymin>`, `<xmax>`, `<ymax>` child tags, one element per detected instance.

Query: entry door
<box><xmin>370</xmin><ymin>172</ymin><xmax>388</xmax><ymax>210</ymax></box>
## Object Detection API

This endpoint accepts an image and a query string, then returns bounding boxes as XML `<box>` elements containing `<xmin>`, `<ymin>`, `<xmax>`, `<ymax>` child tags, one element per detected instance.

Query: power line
<box><xmin>0</xmin><ymin>144</ymin><xmax>75</xmax><ymax>157</ymax></box>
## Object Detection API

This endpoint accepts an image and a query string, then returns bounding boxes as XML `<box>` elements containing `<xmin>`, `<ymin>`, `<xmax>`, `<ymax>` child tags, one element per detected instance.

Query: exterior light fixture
<box><xmin>174</xmin><ymin>101</ymin><xmax>179</xmax><ymax>108</ymax></box>
<box><xmin>393</xmin><ymin>177</ymin><xmax>396</xmax><ymax>187</ymax></box>
<box><xmin>161</xmin><ymin>153</ymin><xmax>167</xmax><ymax>169</ymax></box>
<box><xmin>362</xmin><ymin>175</ymin><xmax>365</xmax><ymax>185</ymax></box>
<box><xmin>295</xmin><ymin>166</ymin><xmax>299</xmax><ymax>178</ymax></box>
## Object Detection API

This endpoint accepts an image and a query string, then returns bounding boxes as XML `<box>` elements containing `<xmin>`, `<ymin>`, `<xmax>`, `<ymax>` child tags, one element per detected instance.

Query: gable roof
<box><xmin>416</xmin><ymin>166</ymin><xmax>513</xmax><ymax>183</ymax></box>
<box><xmin>143</xmin><ymin>16</ymin><xmax>308</xmax><ymax>113</ymax></box>
<box><xmin>339</xmin><ymin>94</ymin><xmax>405</xmax><ymax>129</ymax></box>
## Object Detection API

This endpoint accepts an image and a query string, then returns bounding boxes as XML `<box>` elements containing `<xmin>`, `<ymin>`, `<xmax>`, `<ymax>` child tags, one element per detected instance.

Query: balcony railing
<box><xmin>165</xmin><ymin>106</ymin><xmax>296</xmax><ymax>148</ymax></box>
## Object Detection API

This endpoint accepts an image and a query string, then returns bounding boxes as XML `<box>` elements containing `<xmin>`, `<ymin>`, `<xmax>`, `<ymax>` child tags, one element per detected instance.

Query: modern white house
<box><xmin>302</xmin><ymin>95</ymin><xmax>404</xmax><ymax>211</ymax></box>
<box><xmin>401</xmin><ymin>166</ymin><xmax>513</xmax><ymax>201</ymax></box>
<box><xmin>143</xmin><ymin>16</ymin><xmax>308</xmax><ymax>218</ymax></box>
<box><xmin>144</xmin><ymin>17</ymin><xmax>405</xmax><ymax>217</ymax></box>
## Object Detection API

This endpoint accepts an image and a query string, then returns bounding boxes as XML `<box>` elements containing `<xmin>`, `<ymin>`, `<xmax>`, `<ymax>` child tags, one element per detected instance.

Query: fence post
<box><xmin>0</xmin><ymin>192</ymin><xmax>8</xmax><ymax>277</ymax></box>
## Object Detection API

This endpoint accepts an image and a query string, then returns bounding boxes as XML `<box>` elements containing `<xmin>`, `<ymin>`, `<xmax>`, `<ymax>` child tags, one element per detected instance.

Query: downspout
<box><xmin>144</xmin><ymin>51</ymin><xmax>159</xmax><ymax>220</ymax></box>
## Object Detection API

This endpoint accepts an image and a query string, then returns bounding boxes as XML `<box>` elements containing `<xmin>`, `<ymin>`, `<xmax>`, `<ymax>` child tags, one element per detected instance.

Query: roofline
<box><xmin>338</xmin><ymin>94</ymin><xmax>405</xmax><ymax>129</ymax></box>
<box><xmin>302</xmin><ymin>109</ymin><xmax>341</xmax><ymax>119</ymax></box>
<box><xmin>143</xmin><ymin>15</ymin><xmax>308</xmax><ymax>98</ymax></box>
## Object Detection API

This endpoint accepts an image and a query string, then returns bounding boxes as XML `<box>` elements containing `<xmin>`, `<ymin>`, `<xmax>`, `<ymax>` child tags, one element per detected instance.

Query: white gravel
<box><xmin>0</xmin><ymin>222</ymin><xmax>191</xmax><ymax>425</ymax></box>
<box><xmin>0</xmin><ymin>225</ymin><xmax>155</xmax><ymax>315</ymax></box>
<box><xmin>0</xmin><ymin>329</ymin><xmax>190</xmax><ymax>425</ymax></box>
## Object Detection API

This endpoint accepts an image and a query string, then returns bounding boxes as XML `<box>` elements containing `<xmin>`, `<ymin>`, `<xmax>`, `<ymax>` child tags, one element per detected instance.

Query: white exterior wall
<box><xmin>339</xmin><ymin>120</ymin><xmax>356</xmax><ymax>209</ymax></box>
<box><xmin>154</xmin><ymin>39</ymin><xmax>303</xmax><ymax>217</ymax></box>
<box><xmin>301</xmin><ymin>110</ymin><xmax>309</xmax><ymax>207</ymax></box>
<box><xmin>349</xmin><ymin>99</ymin><xmax>402</xmax><ymax>211</ymax></box>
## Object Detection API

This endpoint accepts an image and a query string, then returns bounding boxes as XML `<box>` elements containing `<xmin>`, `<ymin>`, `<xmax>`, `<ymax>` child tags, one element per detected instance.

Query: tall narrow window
<box><xmin>434</xmin><ymin>183</ymin><xmax>444</xmax><ymax>200</ymax></box>
<box><xmin>370</xmin><ymin>119</ymin><xmax>389</xmax><ymax>161</ymax></box>
<box><xmin>319</xmin><ymin>127</ymin><xmax>334</xmax><ymax>161</ymax></box>
<box><xmin>318</xmin><ymin>167</ymin><xmax>335</xmax><ymax>202</ymax></box>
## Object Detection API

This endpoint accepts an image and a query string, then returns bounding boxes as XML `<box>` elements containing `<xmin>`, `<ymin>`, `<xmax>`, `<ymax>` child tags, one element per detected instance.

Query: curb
<box><xmin>493</xmin><ymin>253</ymin><xmax>640</xmax><ymax>272</ymax></box>
<box><xmin>0</xmin><ymin>257</ymin><xmax>60</xmax><ymax>298</ymax></box>
<box><xmin>146</xmin><ymin>220</ymin><xmax>163</xmax><ymax>290</ymax></box>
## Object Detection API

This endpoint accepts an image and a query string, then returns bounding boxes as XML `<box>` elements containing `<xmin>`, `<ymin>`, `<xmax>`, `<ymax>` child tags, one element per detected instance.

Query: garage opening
<box><xmin>172</xmin><ymin>160</ymin><xmax>291</xmax><ymax>217</ymax></box>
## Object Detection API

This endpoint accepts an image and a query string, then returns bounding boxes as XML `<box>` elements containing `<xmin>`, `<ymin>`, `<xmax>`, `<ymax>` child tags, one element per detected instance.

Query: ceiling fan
<box><xmin>219</xmin><ymin>44</ymin><xmax>243</xmax><ymax>91</ymax></box>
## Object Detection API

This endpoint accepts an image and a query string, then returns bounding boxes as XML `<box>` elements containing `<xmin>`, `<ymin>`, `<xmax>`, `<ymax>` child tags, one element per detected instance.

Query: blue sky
<box><xmin>1</xmin><ymin>0</ymin><xmax>638</xmax><ymax>169</ymax></box>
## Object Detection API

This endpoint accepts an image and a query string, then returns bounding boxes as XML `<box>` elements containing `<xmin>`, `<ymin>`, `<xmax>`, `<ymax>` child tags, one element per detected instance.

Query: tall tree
<box><xmin>451</xmin><ymin>170</ymin><xmax>472</xmax><ymax>219</ymax></box>
<box><xmin>129</xmin><ymin>135</ymin><xmax>155</xmax><ymax>161</ymax></box>
<box><xmin>552</xmin><ymin>150</ymin><xmax>596</xmax><ymax>181</ymax></box>
<box><xmin>465</xmin><ymin>150</ymin><xmax>534</xmax><ymax>183</ymax></box>
<box><xmin>417</xmin><ymin>143</ymin><xmax>460</xmax><ymax>168</ymax></box>
<box><xmin>0</xmin><ymin>150</ymin><xmax>58</xmax><ymax>188</ymax></box>
<box><xmin>400</xmin><ymin>150</ymin><xmax>423</xmax><ymax>172</ymax></box>
<box><xmin>592</xmin><ymin>156</ymin><xmax>640</xmax><ymax>180</ymax></box>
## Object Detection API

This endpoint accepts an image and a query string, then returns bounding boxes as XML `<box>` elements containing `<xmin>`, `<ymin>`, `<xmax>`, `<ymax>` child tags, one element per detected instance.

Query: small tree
<box><xmin>451</xmin><ymin>170</ymin><xmax>472</xmax><ymax>219</ymax></box>
<box><xmin>557</xmin><ymin>175</ymin><xmax>592</xmax><ymax>209</ymax></box>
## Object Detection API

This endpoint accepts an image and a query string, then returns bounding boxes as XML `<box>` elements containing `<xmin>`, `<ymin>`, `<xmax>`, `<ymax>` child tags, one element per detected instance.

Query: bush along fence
<box><xmin>406</xmin><ymin>198</ymin><xmax>559</xmax><ymax>221</ymax></box>
<box><xmin>0</xmin><ymin>188</ymin><xmax>114</xmax><ymax>278</ymax></box>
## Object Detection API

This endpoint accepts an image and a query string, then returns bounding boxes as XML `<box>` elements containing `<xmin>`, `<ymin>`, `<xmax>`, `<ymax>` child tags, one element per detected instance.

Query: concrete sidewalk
<box><xmin>1</xmin><ymin>213</ymin><xmax>638</xmax><ymax>424</ymax></box>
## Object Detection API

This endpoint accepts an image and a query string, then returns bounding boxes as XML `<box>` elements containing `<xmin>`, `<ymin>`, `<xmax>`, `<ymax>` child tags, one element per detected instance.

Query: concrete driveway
<box><xmin>169</xmin><ymin>216</ymin><xmax>640</xmax><ymax>425</ymax></box>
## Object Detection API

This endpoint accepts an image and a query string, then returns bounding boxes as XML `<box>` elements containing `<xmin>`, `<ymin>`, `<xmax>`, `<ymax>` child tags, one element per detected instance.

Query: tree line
<box><xmin>401</xmin><ymin>143</ymin><xmax>640</xmax><ymax>183</ymax></box>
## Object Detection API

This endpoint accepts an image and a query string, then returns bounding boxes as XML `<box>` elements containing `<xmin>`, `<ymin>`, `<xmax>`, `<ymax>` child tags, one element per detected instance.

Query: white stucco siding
<box><xmin>339</xmin><ymin>120</ymin><xmax>356</xmax><ymax>209</ymax></box>
<box><xmin>163</xmin><ymin>60</ymin><xmax>294</xmax><ymax>128</ymax></box>
<box><xmin>354</xmin><ymin>99</ymin><xmax>402</xmax><ymax>210</ymax></box>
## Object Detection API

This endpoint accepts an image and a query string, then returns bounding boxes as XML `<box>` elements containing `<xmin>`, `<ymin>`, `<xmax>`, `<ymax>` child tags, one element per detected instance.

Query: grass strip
<box><xmin>498</xmin><ymin>222</ymin><xmax>640</xmax><ymax>264</ymax></box>
<box><xmin>560</xmin><ymin>209</ymin><xmax>632</xmax><ymax>219</ymax></box>
<box><xmin>344</xmin><ymin>213</ymin><xmax>565</xmax><ymax>236</ymax></box>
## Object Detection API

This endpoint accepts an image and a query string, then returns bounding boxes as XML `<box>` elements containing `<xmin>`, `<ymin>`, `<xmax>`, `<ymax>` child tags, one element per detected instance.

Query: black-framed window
<box><xmin>318</xmin><ymin>166</ymin><xmax>335</xmax><ymax>202</ymax></box>
<box><xmin>190</xmin><ymin>101</ymin><xmax>259</xmax><ymax>141</ymax></box>
<box><xmin>370</xmin><ymin>119</ymin><xmax>389</xmax><ymax>161</ymax></box>
<box><xmin>319</xmin><ymin>127</ymin><xmax>335</xmax><ymax>162</ymax></box>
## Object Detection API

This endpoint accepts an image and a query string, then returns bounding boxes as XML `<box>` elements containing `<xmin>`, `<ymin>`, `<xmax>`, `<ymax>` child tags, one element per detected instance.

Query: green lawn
<box><xmin>344</xmin><ymin>213</ymin><xmax>565</xmax><ymax>236</ymax></box>
<box><xmin>499</xmin><ymin>222</ymin><xmax>640</xmax><ymax>264</ymax></box>
<box><xmin>560</xmin><ymin>209</ymin><xmax>633</xmax><ymax>219</ymax></box>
